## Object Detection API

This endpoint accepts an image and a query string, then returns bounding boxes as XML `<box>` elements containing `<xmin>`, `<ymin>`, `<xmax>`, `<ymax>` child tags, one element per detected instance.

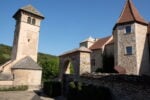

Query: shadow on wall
<box><xmin>139</xmin><ymin>36</ymin><xmax>150</xmax><ymax>75</ymax></box>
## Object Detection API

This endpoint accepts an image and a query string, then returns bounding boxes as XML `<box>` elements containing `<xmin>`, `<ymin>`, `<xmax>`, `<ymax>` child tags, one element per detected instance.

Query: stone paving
<box><xmin>0</xmin><ymin>91</ymin><xmax>56</xmax><ymax>100</ymax></box>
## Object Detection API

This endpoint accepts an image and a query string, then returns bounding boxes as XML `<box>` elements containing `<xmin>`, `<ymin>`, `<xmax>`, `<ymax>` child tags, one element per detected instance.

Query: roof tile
<box><xmin>12</xmin><ymin>56</ymin><xmax>42</xmax><ymax>70</ymax></box>
<box><xmin>117</xmin><ymin>0</ymin><xmax>148</xmax><ymax>25</ymax></box>
<box><xmin>90</xmin><ymin>36</ymin><xmax>112</xmax><ymax>50</ymax></box>
<box><xmin>13</xmin><ymin>4</ymin><xmax>44</xmax><ymax>19</ymax></box>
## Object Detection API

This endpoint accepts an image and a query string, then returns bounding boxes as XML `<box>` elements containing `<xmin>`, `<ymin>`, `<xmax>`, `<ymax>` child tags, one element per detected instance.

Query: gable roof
<box><xmin>114</xmin><ymin>0</ymin><xmax>148</xmax><ymax>29</ymax></box>
<box><xmin>90</xmin><ymin>36</ymin><xmax>112</xmax><ymax>50</ymax></box>
<box><xmin>13</xmin><ymin>4</ymin><xmax>44</xmax><ymax>19</ymax></box>
<box><xmin>12</xmin><ymin>56</ymin><xmax>42</xmax><ymax>70</ymax></box>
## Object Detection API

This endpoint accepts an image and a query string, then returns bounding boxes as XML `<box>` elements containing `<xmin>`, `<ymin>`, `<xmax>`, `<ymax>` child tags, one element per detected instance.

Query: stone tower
<box><xmin>80</xmin><ymin>36</ymin><xmax>95</xmax><ymax>48</ymax></box>
<box><xmin>113</xmin><ymin>0</ymin><xmax>150</xmax><ymax>75</ymax></box>
<box><xmin>12</xmin><ymin>5</ymin><xmax>44</xmax><ymax>62</ymax></box>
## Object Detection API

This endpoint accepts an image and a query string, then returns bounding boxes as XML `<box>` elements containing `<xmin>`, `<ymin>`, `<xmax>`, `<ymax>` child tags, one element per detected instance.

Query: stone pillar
<box><xmin>79</xmin><ymin>52</ymin><xmax>91</xmax><ymax>75</ymax></box>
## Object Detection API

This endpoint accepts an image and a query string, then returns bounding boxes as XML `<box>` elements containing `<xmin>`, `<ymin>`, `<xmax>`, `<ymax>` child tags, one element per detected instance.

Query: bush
<box><xmin>67</xmin><ymin>81</ymin><xmax>112</xmax><ymax>100</ymax></box>
<box><xmin>43</xmin><ymin>80</ymin><xmax>61</xmax><ymax>97</ymax></box>
<box><xmin>0</xmin><ymin>85</ymin><xmax>28</xmax><ymax>91</ymax></box>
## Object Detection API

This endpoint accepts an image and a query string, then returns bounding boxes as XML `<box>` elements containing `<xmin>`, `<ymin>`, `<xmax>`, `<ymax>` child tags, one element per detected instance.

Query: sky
<box><xmin>0</xmin><ymin>0</ymin><xmax>150</xmax><ymax>56</ymax></box>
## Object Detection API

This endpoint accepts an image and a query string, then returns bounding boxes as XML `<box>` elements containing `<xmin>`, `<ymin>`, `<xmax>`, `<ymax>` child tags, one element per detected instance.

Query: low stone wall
<box><xmin>79</xmin><ymin>73</ymin><xmax>150</xmax><ymax>100</ymax></box>
<box><xmin>62</xmin><ymin>73</ymin><xmax>150</xmax><ymax>100</ymax></box>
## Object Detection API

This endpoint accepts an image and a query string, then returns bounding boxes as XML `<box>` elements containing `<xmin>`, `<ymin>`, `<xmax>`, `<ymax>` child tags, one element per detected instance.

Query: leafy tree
<box><xmin>0</xmin><ymin>44</ymin><xmax>11</xmax><ymax>65</ymax></box>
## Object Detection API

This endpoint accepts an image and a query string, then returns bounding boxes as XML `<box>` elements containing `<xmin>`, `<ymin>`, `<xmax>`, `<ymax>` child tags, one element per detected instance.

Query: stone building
<box><xmin>59</xmin><ymin>0</ymin><xmax>150</xmax><ymax>77</ymax></box>
<box><xmin>0</xmin><ymin>5</ymin><xmax>44</xmax><ymax>90</ymax></box>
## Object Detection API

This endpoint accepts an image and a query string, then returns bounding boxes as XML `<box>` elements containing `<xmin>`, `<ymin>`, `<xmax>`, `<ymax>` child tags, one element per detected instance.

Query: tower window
<box><xmin>27</xmin><ymin>17</ymin><xmax>31</xmax><ymax>24</ymax></box>
<box><xmin>125</xmin><ymin>26</ymin><xmax>131</xmax><ymax>33</ymax></box>
<box><xmin>32</xmin><ymin>19</ymin><xmax>36</xmax><ymax>25</ymax></box>
<box><xmin>126</xmin><ymin>46</ymin><xmax>132</xmax><ymax>55</ymax></box>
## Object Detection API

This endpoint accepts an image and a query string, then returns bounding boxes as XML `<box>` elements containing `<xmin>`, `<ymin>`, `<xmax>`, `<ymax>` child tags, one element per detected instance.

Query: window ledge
<box><xmin>124</xmin><ymin>54</ymin><xmax>133</xmax><ymax>56</ymax></box>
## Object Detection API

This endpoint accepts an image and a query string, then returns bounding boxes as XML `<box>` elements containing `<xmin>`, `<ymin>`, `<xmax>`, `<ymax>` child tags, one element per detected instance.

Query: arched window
<box><xmin>32</xmin><ymin>18</ymin><xmax>36</xmax><ymax>25</ymax></box>
<box><xmin>27</xmin><ymin>17</ymin><xmax>31</xmax><ymax>24</ymax></box>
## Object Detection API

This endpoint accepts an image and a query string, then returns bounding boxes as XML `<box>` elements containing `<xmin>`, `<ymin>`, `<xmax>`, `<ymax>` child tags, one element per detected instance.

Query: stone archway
<box><xmin>59</xmin><ymin>47</ymin><xmax>91</xmax><ymax>96</ymax></box>
<box><xmin>59</xmin><ymin>47</ymin><xmax>92</xmax><ymax>81</ymax></box>
<box><xmin>63</xmin><ymin>59</ymin><xmax>75</xmax><ymax>74</ymax></box>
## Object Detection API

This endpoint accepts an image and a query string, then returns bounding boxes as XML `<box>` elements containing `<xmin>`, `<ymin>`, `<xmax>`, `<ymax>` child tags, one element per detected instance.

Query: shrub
<box><xmin>43</xmin><ymin>80</ymin><xmax>61</xmax><ymax>97</ymax></box>
<box><xmin>0</xmin><ymin>85</ymin><xmax>28</xmax><ymax>91</ymax></box>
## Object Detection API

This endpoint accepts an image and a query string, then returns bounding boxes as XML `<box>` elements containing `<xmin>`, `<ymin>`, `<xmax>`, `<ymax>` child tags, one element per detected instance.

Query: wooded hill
<box><xmin>0</xmin><ymin>44</ymin><xmax>59</xmax><ymax>81</ymax></box>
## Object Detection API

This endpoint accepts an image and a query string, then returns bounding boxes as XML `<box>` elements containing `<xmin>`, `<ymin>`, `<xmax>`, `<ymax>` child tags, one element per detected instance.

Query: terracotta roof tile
<box><xmin>116</xmin><ymin>0</ymin><xmax>148</xmax><ymax>25</ymax></box>
<box><xmin>90</xmin><ymin>36</ymin><xmax>112</xmax><ymax>50</ymax></box>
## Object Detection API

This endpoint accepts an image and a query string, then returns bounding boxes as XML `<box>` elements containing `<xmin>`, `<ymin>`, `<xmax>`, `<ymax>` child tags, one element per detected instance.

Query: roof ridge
<box><xmin>128</xmin><ymin>0</ymin><xmax>136</xmax><ymax>21</ymax></box>
<box><xmin>117</xmin><ymin>0</ymin><xmax>129</xmax><ymax>23</ymax></box>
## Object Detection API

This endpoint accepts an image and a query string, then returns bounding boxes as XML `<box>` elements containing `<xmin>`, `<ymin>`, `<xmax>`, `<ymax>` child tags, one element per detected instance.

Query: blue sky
<box><xmin>0</xmin><ymin>0</ymin><xmax>150</xmax><ymax>56</ymax></box>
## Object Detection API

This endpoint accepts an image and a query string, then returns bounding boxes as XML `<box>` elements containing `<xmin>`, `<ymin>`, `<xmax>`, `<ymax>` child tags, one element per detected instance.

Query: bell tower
<box><xmin>11</xmin><ymin>5</ymin><xmax>44</xmax><ymax>62</ymax></box>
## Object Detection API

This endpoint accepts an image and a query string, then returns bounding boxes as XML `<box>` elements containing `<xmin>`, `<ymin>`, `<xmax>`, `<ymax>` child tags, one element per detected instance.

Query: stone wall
<box><xmin>114</xmin><ymin>23</ymin><xmax>137</xmax><ymax>74</ymax></box>
<box><xmin>135</xmin><ymin>23</ymin><xmax>150</xmax><ymax>75</ymax></box>
<box><xmin>79</xmin><ymin>74</ymin><xmax>150</xmax><ymax>100</ymax></box>
<box><xmin>91</xmin><ymin>49</ymin><xmax>103</xmax><ymax>72</ymax></box>
<box><xmin>104</xmin><ymin>43</ymin><xmax>114</xmax><ymax>56</ymax></box>
<box><xmin>80</xmin><ymin>52</ymin><xmax>91</xmax><ymax>74</ymax></box>
<box><xmin>12</xmin><ymin>69</ymin><xmax>42</xmax><ymax>90</ymax></box>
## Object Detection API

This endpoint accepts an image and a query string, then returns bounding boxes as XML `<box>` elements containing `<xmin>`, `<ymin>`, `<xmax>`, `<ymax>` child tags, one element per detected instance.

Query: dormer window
<box><xmin>27</xmin><ymin>17</ymin><xmax>31</xmax><ymax>24</ymax></box>
<box><xmin>125</xmin><ymin>26</ymin><xmax>131</xmax><ymax>33</ymax></box>
<box><xmin>32</xmin><ymin>18</ymin><xmax>36</xmax><ymax>25</ymax></box>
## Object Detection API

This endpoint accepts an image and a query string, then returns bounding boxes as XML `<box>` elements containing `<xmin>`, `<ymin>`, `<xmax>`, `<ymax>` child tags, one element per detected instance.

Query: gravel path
<box><xmin>0</xmin><ymin>91</ymin><xmax>39</xmax><ymax>100</ymax></box>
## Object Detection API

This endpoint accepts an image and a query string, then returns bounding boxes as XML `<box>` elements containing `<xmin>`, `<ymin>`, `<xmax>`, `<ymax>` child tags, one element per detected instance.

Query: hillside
<box><xmin>0</xmin><ymin>44</ymin><xmax>11</xmax><ymax>65</ymax></box>
<box><xmin>0</xmin><ymin>44</ymin><xmax>59</xmax><ymax>81</ymax></box>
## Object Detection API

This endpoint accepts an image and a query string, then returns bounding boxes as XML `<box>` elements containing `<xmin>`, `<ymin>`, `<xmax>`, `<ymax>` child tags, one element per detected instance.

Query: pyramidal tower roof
<box><xmin>114</xmin><ymin>0</ymin><xmax>148</xmax><ymax>28</ymax></box>
<box><xmin>13</xmin><ymin>4</ymin><xmax>44</xmax><ymax>19</ymax></box>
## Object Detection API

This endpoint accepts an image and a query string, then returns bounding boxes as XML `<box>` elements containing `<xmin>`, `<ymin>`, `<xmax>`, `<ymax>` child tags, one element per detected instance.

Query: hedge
<box><xmin>43</xmin><ymin>80</ymin><xmax>61</xmax><ymax>97</ymax></box>
<box><xmin>67</xmin><ymin>81</ymin><xmax>112</xmax><ymax>100</ymax></box>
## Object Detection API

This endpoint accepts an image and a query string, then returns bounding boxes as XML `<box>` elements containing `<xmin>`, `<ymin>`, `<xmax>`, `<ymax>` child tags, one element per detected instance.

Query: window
<box><xmin>125</xmin><ymin>26</ymin><xmax>131</xmax><ymax>33</ymax></box>
<box><xmin>32</xmin><ymin>18</ymin><xmax>36</xmax><ymax>25</ymax></box>
<box><xmin>126</xmin><ymin>46</ymin><xmax>132</xmax><ymax>55</ymax></box>
<box><xmin>27</xmin><ymin>17</ymin><xmax>31</xmax><ymax>24</ymax></box>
